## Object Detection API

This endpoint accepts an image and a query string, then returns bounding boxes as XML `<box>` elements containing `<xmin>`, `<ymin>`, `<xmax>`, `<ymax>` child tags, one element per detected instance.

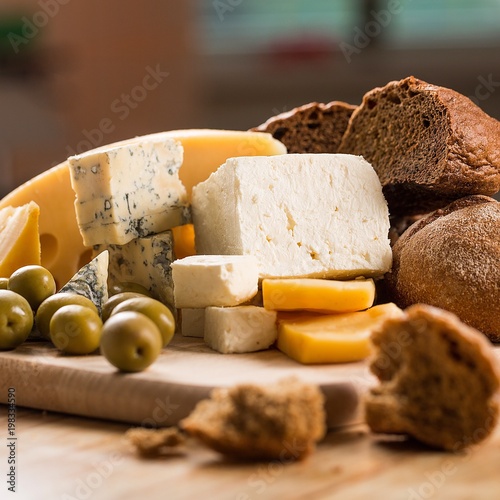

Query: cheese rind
<box><xmin>171</xmin><ymin>255</ymin><xmax>259</xmax><ymax>308</ymax></box>
<box><xmin>192</xmin><ymin>154</ymin><xmax>392</xmax><ymax>279</ymax></box>
<box><xmin>277</xmin><ymin>303</ymin><xmax>404</xmax><ymax>364</ymax></box>
<box><xmin>0</xmin><ymin>202</ymin><xmax>41</xmax><ymax>278</ymax></box>
<box><xmin>0</xmin><ymin>130</ymin><xmax>285</xmax><ymax>285</ymax></box>
<box><xmin>69</xmin><ymin>139</ymin><xmax>189</xmax><ymax>246</ymax></box>
<box><xmin>95</xmin><ymin>230</ymin><xmax>175</xmax><ymax>308</ymax></box>
<box><xmin>204</xmin><ymin>306</ymin><xmax>278</xmax><ymax>354</ymax></box>
<box><xmin>262</xmin><ymin>278</ymin><xmax>375</xmax><ymax>313</ymax></box>
<box><xmin>59</xmin><ymin>250</ymin><xmax>109</xmax><ymax>315</ymax></box>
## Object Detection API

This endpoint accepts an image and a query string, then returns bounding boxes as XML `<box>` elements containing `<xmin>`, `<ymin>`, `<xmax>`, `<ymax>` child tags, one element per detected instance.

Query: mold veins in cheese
<box><xmin>59</xmin><ymin>250</ymin><xmax>109</xmax><ymax>314</ymax></box>
<box><xmin>192</xmin><ymin>154</ymin><xmax>392</xmax><ymax>279</ymax></box>
<box><xmin>94</xmin><ymin>230</ymin><xmax>175</xmax><ymax>308</ymax></box>
<box><xmin>0</xmin><ymin>201</ymin><xmax>41</xmax><ymax>278</ymax></box>
<box><xmin>68</xmin><ymin>138</ymin><xmax>190</xmax><ymax>247</ymax></box>
<box><xmin>0</xmin><ymin>130</ymin><xmax>285</xmax><ymax>286</ymax></box>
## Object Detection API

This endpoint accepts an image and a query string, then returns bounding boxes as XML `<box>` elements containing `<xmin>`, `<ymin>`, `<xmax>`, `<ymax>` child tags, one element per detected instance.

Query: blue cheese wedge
<box><xmin>59</xmin><ymin>250</ymin><xmax>109</xmax><ymax>314</ymax></box>
<box><xmin>95</xmin><ymin>230</ymin><xmax>175</xmax><ymax>308</ymax></box>
<box><xmin>204</xmin><ymin>306</ymin><xmax>278</xmax><ymax>354</ymax></box>
<box><xmin>192</xmin><ymin>154</ymin><xmax>392</xmax><ymax>279</ymax></box>
<box><xmin>171</xmin><ymin>255</ymin><xmax>259</xmax><ymax>309</ymax></box>
<box><xmin>68</xmin><ymin>138</ymin><xmax>190</xmax><ymax>247</ymax></box>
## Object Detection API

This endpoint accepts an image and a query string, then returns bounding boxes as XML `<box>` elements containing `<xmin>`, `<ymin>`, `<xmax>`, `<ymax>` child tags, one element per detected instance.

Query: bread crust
<box><xmin>339</xmin><ymin>76</ymin><xmax>500</xmax><ymax>215</ymax></box>
<box><xmin>252</xmin><ymin>101</ymin><xmax>356</xmax><ymax>153</ymax></box>
<box><xmin>385</xmin><ymin>195</ymin><xmax>500</xmax><ymax>340</ymax></box>
<box><xmin>365</xmin><ymin>304</ymin><xmax>500</xmax><ymax>451</ymax></box>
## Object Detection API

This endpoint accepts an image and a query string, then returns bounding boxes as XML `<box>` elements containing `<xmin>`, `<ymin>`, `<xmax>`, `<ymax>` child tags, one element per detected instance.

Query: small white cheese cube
<box><xmin>181</xmin><ymin>308</ymin><xmax>205</xmax><ymax>338</ymax></box>
<box><xmin>69</xmin><ymin>138</ymin><xmax>190</xmax><ymax>246</ymax></box>
<box><xmin>95</xmin><ymin>230</ymin><xmax>175</xmax><ymax>308</ymax></box>
<box><xmin>192</xmin><ymin>154</ymin><xmax>392</xmax><ymax>279</ymax></box>
<box><xmin>171</xmin><ymin>255</ymin><xmax>259</xmax><ymax>308</ymax></box>
<box><xmin>204</xmin><ymin>306</ymin><xmax>277</xmax><ymax>354</ymax></box>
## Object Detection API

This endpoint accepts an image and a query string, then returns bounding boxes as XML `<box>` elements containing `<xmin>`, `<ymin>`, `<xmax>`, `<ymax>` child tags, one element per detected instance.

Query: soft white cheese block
<box><xmin>94</xmin><ymin>230</ymin><xmax>175</xmax><ymax>308</ymax></box>
<box><xmin>181</xmin><ymin>308</ymin><xmax>205</xmax><ymax>338</ymax></box>
<box><xmin>204</xmin><ymin>306</ymin><xmax>277</xmax><ymax>354</ymax></box>
<box><xmin>171</xmin><ymin>255</ymin><xmax>259</xmax><ymax>308</ymax></box>
<box><xmin>59</xmin><ymin>250</ymin><xmax>109</xmax><ymax>315</ymax></box>
<box><xmin>192</xmin><ymin>154</ymin><xmax>392</xmax><ymax>279</ymax></box>
<box><xmin>69</xmin><ymin>138</ymin><xmax>190</xmax><ymax>247</ymax></box>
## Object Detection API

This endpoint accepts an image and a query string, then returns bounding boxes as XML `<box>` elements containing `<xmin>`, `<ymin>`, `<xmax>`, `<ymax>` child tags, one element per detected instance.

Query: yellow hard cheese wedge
<box><xmin>277</xmin><ymin>303</ymin><xmax>404</xmax><ymax>364</ymax></box>
<box><xmin>0</xmin><ymin>201</ymin><xmax>41</xmax><ymax>277</ymax></box>
<box><xmin>0</xmin><ymin>130</ymin><xmax>286</xmax><ymax>285</ymax></box>
<box><xmin>263</xmin><ymin>278</ymin><xmax>375</xmax><ymax>313</ymax></box>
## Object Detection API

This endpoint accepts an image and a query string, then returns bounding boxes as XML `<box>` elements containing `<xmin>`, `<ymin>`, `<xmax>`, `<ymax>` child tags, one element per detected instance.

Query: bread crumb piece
<box><xmin>181</xmin><ymin>377</ymin><xmax>326</xmax><ymax>461</ymax></box>
<box><xmin>126</xmin><ymin>427</ymin><xmax>185</xmax><ymax>457</ymax></box>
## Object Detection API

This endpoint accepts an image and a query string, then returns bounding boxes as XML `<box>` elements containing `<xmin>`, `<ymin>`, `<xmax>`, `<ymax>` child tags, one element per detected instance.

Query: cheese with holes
<box><xmin>192</xmin><ymin>154</ymin><xmax>392</xmax><ymax>279</ymax></box>
<box><xmin>0</xmin><ymin>162</ymin><xmax>90</xmax><ymax>287</ymax></box>
<box><xmin>69</xmin><ymin>139</ymin><xmax>190</xmax><ymax>246</ymax></box>
<box><xmin>95</xmin><ymin>230</ymin><xmax>175</xmax><ymax>308</ymax></box>
<box><xmin>262</xmin><ymin>278</ymin><xmax>375</xmax><ymax>313</ymax></box>
<box><xmin>277</xmin><ymin>303</ymin><xmax>404</xmax><ymax>364</ymax></box>
<box><xmin>181</xmin><ymin>308</ymin><xmax>205</xmax><ymax>338</ymax></box>
<box><xmin>171</xmin><ymin>255</ymin><xmax>259</xmax><ymax>308</ymax></box>
<box><xmin>59</xmin><ymin>250</ymin><xmax>109</xmax><ymax>314</ymax></box>
<box><xmin>0</xmin><ymin>130</ymin><xmax>285</xmax><ymax>285</ymax></box>
<box><xmin>204</xmin><ymin>306</ymin><xmax>277</xmax><ymax>354</ymax></box>
<box><xmin>0</xmin><ymin>202</ymin><xmax>41</xmax><ymax>277</ymax></box>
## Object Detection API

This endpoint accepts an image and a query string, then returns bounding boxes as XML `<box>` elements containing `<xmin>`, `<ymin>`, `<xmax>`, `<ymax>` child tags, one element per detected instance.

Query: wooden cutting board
<box><xmin>0</xmin><ymin>335</ymin><xmax>374</xmax><ymax>429</ymax></box>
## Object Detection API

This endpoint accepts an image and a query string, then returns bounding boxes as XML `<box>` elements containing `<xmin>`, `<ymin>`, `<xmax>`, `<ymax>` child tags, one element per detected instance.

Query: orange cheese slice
<box><xmin>277</xmin><ymin>303</ymin><xmax>404</xmax><ymax>364</ymax></box>
<box><xmin>263</xmin><ymin>278</ymin><xmax>375</xmax><ymax>313</ymax></box>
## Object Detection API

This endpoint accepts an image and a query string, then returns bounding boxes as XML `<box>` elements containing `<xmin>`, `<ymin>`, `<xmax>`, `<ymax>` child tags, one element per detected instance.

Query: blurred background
<box><xmin>1</xmin><ymin>0</ymin><xmax>500</xmax><ymax>195</ymax></box>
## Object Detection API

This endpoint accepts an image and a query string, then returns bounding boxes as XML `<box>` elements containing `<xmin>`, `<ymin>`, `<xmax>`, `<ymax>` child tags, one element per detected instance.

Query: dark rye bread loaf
<box><xmin>365</xmin><ymin>304</ymin><xmax>500</xmax><ymax>451</ymax></box>
<box><xmin>385</xmin><ymin>195</ymin><xmax>500</xmax><ymax>340</ymax></box>
<box><xmin>251</xmin><ymin>101</ymin><xmax>356</xmax><ymax>153</ymax></box>
<box><xmin>339</xmin><ymin>76</ymin><xmax>500</xmax><ymax>216</ymax></box>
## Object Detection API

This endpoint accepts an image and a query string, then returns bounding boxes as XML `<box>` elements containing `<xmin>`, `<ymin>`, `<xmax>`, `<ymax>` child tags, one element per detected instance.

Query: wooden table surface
<box><xmin>1</xmin><ymin>405</ymin><xmax>499</xmax><ymax>500</ymax></box>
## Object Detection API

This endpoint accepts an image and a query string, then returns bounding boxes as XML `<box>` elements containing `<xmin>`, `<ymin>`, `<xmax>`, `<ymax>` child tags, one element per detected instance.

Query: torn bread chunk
<box><xmin>181</xmin><ymin>377</ymin><xmax>326</xmax><ymax>461</ymax></box>
<box><xmin>365</xmin><ymin>304</ymin><xmax>500</xmax><ymax>451</ymax></box>
<box><xmin>192</xmin><ymin>154</ymin><xmax>392</xmax><ymax>279</ymax></box>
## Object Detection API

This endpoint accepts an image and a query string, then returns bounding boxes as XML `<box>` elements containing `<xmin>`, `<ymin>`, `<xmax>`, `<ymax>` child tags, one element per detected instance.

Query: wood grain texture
<box><xmin>2</xmin><ymin>407</ymin><xmax>500</xmax><ymax>500</ymax></box>
<box><xmin>0</xmin><ymin>335</ymin><xmax>373</xmax><ymax>429</ymax></box>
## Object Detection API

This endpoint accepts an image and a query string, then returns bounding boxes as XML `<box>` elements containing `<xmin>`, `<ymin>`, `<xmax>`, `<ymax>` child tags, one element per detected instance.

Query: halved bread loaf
<box><xmin>252</xmin><ymin>101</ymin><xmax>356</xmax><ymax>153</ymax></box>
<box><xmin>339</xmin><ymin>76</ymin><xmax>500</xmax><ymax>215</ymax></box>
<box><xmin>365</xmin><ymin>304</ymin><xmax>500</xmax><ymax>451</ymax></box>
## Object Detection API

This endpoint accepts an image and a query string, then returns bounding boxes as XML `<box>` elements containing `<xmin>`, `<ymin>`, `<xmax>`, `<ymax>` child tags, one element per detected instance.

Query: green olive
<box><xmin>50</xmin><ymin>304</ymin><xmax>102</xmax><ymax>355</ymax></box>
<box><xmin>111</xmin><ymin>296</ymin><xmax>175</xmax><ymax>347</ymax></box>
<box><xmin>9</xmin><ymin>265</ymin><xmax>56</xmax><ymax>311</ymax></box>
<box><xmin>0</xmin><ymin>289</ymin><xmax>34</xmax><ymax>350</ymax></box>
<box><xmin>36</xmin><ymin>292</ymin><xmax>99</xmax><ymax>340</ymax></box>
<box><xmin>0</xmin><ymin>278</ymin><xmax>9</xmax><ymax>290</ymax></box>
<box><xmin>101</xmin><ymin>311</ymin><xmax>162</xmax><ymax>372</ymax></box>
<box><xmin>108</xmin><ymin>282</ymin><xmax>152</xmax><ymax>297</ymax></box>
<box><xmin>101</xmin><ymin>292</ymin><xmax>147</xmax><ymax>322</ymax></box>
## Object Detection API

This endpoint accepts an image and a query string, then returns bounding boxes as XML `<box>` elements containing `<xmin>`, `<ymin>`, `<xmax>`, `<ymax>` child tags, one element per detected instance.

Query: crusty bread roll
<box><xmin>384</xmin><ymin>195</ymin><xmax>500</xmax><ymax>340</ymax></box>
<box><xmin>339</xmin><ymin>76</ymin><xmax>500</xmax><ymax>216</ymax></box>
<box><xmin>251</xmin><ymin>101</ymin><xmax>356</xmax><ymax>153</ymax></box>
<box><xmin>365</xmin><ymin>304</ymin><xmax>500</xmax><ymax>451</ymax></box>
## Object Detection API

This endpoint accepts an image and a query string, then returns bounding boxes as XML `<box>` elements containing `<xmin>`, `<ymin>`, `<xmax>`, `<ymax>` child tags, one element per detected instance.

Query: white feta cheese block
<box><xmin>192</xmin><ymin>154</ymin><xmax>392</xmax><ymax>279</ymax></box>
<box><xmin>171</xmin><ymin>255</ymin><xmax>259</xmax><ymax>308</ymax></box>
<box><xmin>204</xmin><ymin>306</ymin><xmax>277</xmax><ymax>354</ymax></box>
<box><xmin>59</xmin><ymin>250</ymin><xmax>109</xmax><ymax>315</ymax></box>
<box><xmin>69</xmin><ymin>138</ymin><xmax>190</xmax><ymax>247</ymax></box>
<box><xmin>94</xmin><ymin>230</ymin><xmax>175</xmax><ymax>308</ymax></box>
<box><xmin>181</xmin><ymin>308</ymin><xmax>205</xmax><ymax>338</ymax></box>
